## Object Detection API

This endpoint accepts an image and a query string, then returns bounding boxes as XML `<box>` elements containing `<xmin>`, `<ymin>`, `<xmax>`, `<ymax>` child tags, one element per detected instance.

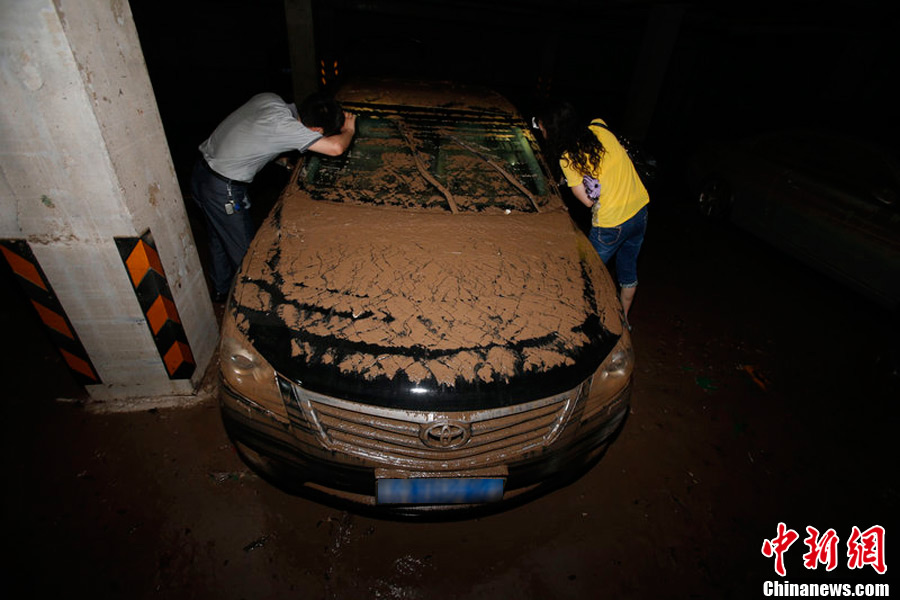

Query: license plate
<box><xmin>376</xmin><ymin>478</ymin><xmax>505</xmax><ymax>505</ymax></box>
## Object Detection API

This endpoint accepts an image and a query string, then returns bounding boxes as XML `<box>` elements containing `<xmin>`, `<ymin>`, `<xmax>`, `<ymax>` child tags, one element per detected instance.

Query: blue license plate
<box><xmin>377</xmin><ymin>478</ymin><xmax>505</xmax><ymax>505</ymax></box>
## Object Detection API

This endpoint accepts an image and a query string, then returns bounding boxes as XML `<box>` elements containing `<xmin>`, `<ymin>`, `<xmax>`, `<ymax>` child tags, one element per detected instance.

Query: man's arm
<box><xmin>307</xmin><ymin>112</ymin><xmax>357</xmax><ymax>156</ymax></box>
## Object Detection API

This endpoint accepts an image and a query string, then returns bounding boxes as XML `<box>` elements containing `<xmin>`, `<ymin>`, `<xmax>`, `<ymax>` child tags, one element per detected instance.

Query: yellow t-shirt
<box><xmin>560</xmin><ymin>119</ymin><xmax>649</xmax><ymax>228</ymax></box>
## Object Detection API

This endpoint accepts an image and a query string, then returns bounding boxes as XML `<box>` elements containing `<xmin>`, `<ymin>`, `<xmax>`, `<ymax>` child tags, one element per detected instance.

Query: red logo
<box><xmin>762</xmin><ymin>523</ymin><xmax>887</xmax><ymax>576</ymax></box>
<box><xmin>762</xmin><ymin>522</ymin><xmax>799</xmax><ymax>577</ymax></box>
<box><xmin>847</xmin><ymin>525</ymin><xmax>887</xmax><ymax>575</ymax></box>
<box><xmin>803</xmin><ymin>526</ymin><xmax>840</xmax><ymax>572</ymax></box>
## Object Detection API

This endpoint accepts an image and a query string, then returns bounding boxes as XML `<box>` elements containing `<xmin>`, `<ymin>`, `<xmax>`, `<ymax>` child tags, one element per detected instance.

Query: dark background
<box><xmin>128</xmin><ymin>0</ymin><xmax>899</xmax><ymax>198</ymax></box>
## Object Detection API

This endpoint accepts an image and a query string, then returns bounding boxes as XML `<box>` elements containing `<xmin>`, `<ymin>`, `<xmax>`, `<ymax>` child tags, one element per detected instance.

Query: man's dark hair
<box><xmin>298</xmin><ymin>92</ymin><xmax>345</xmax><ymax>136</ymax></box>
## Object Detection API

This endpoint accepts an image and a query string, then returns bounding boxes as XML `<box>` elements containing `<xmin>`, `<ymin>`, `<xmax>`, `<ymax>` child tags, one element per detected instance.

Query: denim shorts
<box><xmin>588</xmin><ymin>205</ymin><xmax>648</xmax><ymax>287</ymax></box>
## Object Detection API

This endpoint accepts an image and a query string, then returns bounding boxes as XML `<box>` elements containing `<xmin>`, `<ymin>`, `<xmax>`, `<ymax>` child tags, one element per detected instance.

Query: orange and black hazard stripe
<box><xmin>0</xmin><ymin>239</ymin><xmax>102</xmax><ymax>385</ymax></box>
<box><xmin>115</xmin><ymin>231</ymin><xmax>195</xmax><ymax>380</ymax></box>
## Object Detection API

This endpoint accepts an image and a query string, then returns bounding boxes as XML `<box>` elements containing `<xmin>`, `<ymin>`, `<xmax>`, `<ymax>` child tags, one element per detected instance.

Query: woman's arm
<box><xmin>570</xmin><ymin>183</ymin><xmax>595</xmax><ymax>209</ymax></box>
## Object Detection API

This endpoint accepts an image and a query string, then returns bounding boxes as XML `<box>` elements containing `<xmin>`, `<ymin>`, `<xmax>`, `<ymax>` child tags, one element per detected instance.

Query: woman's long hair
<box><xmin>539</xmin><ymin>100</ymin><xmax>605</xmax><ymax>177</ymax></box>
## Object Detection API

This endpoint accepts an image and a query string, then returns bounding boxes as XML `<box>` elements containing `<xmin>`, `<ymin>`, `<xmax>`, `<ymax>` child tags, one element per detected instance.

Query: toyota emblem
<box><xmin>420</xmin><ymin>420</ymin><xmax>471</xmax><ymax>449</ymax></box>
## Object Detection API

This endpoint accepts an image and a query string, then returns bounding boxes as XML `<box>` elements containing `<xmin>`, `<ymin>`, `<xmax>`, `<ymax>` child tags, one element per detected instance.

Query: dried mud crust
<box><xmin>336</xmin><ymin>79</ymin><xmax>518</xmax><ymax>114</ymax></box>
<box><xmin>318</xmin><ymin>150</ymin><xmax>538</xmax><ymax>213</ymax></box>
<box><xmin>236</xmin><ymin>196</ymin><xmax>621</xmax><ymax>388</ymax></box>
<box><xmin>302</xmin><ymin>117</ymin><xmax>548</xmax><ymax>214</ymax></box>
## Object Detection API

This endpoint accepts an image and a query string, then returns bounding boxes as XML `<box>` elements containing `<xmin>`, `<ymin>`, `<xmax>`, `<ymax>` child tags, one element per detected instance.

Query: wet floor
<box><xmin>2</xmin><ymin>182</ymin><xmax>897</xmax><ymax>599</ymax></box>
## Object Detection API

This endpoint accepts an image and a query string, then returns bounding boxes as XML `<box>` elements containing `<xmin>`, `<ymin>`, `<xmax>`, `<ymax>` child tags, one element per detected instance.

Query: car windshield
<box><xmin>298</xmin><ymin>102</ymin><xmax>551</xmax><ymax>213</ymax></box>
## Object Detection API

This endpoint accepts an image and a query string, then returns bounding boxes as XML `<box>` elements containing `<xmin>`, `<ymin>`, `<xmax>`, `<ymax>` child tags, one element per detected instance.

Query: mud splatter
<box><xmin>338</xmin><ymin>79</ymin><xmax>517</xmax><ymax>114</ymax></box>
<box><xmin>237</xmin><ymin>196</ymin><xmax>619</xmax><ymax>390</ymax></box>
<box><xmin>367</xmin><ymin>554</ymin><xmax>435</xmax><ymax>599</ymax></box>
<box><xmin>232</xmin><ymin>86</ymin><xmax>622</xmax><ymax>405</ymax></box>
<box><xmin>148</xmin><ymin>182</ymin><xmax>161</xmax><ymax>207</ymax></box>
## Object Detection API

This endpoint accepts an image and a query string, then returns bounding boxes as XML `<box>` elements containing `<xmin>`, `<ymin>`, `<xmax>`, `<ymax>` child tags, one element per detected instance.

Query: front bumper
<box><xmin>219</xmin><ymin>376</ymin><xmax>630</xmax><ymax>513</ymax></box>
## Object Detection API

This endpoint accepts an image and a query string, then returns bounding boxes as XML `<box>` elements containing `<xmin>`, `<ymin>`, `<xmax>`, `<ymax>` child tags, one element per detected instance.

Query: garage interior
<box><xmin>1</xmin><ymin>0</ymin><xmax>897</xmax><ymax>597</ymax></box>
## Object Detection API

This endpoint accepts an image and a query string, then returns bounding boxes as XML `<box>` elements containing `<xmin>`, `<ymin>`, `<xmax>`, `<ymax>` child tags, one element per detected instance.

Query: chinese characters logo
<box><xmin>762</xmin><ymin>523</ymin><xmax>886</xmax><ymax>576</ymax></box>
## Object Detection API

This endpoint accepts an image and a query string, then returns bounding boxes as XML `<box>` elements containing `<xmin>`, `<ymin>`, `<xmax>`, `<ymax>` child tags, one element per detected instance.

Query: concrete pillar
<box><xmin>535</xmin><ymin>24</ymin><xmax>560</xmax><ymax>104</ymax></box>
<box><xmin>0</xmin><ymin>0</ymin><xmax>218</xmax><ymax>403</ymax></box>
<box><xmin>284</xmin><ymin>0</ymin><xmax>319</xmax><ymax>102</ymax></box>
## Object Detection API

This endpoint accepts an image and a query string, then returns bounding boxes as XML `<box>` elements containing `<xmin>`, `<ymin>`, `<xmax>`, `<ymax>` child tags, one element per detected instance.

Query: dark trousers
<box><xmin>190</xmin><ymin>158</ymin><xmax>254</xmax><ymax>296</ymax></box>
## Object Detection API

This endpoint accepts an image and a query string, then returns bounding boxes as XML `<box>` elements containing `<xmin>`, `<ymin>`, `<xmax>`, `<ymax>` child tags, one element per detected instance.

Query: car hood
<box><xmin>232</xmin><ymin>196</ymin><xmax>623</xmax><ymax>410</ymax></box>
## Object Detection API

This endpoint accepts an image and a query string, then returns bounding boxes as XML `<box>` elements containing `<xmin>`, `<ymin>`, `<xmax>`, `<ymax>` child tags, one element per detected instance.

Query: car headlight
<box><xmin>597</xmin><ymin>337</ymin><xmax>633</xmax><ymax>382</ymax></box>
<box><xmin>219</xmin><ymin>314</ymin><xmax>288</xmax><ymax>421</ymax></box>
<box><xmin>581</xmin><ymin>334</ymin><xmax>634</xmax><ymax>422</ymax></box>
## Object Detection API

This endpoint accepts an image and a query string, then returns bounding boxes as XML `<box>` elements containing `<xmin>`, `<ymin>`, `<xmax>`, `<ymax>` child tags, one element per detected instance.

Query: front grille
<box><xmin>283</xmin><ymin>381</ymin><xmax>585</xmax><ymax>470</ymax></box>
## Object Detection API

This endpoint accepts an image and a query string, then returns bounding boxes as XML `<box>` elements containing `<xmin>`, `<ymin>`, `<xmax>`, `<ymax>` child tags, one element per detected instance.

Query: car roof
<box><xmin>335</xmin><ymin>78</ymin><xmax>519</xmax><ymax>116</ymax></box>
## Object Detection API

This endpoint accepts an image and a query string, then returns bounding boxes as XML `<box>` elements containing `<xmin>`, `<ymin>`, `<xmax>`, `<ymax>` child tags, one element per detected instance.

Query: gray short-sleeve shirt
<box><xmin>199</xmin><ymin>93</ymin><xmax>322</xmax><ymax>182</ymax></box>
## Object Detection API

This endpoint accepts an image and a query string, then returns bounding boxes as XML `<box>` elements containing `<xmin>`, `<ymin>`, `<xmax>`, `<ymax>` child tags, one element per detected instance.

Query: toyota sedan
<box><xmin>218</xmin><ymin>79</ymin><xmax>634</xmax><ymax>514</ymax></box>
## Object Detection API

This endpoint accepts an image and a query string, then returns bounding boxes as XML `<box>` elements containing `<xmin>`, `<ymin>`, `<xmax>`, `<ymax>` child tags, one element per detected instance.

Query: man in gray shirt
<box><xmin>191</xmin><ymin>92</ymin><xmax>356</xmax><ymax>302</ymax></box>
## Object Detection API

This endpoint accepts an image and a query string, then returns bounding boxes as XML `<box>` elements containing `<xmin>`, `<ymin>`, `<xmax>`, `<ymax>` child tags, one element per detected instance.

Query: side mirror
<box><xmin>872</xmin><ymin>186</ymin><xmax>897</xmax><ymax>207</ymax></box>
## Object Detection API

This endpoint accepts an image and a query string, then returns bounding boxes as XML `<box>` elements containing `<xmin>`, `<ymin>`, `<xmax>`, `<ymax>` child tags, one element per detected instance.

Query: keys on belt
<box><xmin>223</xmin><ymin>181</ymin><xmax>251</xmax><ymax>215</ymax></box>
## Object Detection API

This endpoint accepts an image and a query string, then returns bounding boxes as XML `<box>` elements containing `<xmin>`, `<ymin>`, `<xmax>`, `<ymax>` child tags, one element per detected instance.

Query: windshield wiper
<box><xmin>442</xmin><ymin>133</ymin><xmax>541</xmax><ymax>213</ymax></box>
<box><xmin>394</xmin><ymin>118</ymin><xmax>460</xmax><ymax>214</ymax></box>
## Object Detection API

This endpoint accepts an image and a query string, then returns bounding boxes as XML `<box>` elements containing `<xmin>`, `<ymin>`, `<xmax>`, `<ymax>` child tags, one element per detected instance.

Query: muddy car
<box><xmin>218</xmin><ymin>79</ymin><xmax>634</xmax><ymax>513</ymax></box>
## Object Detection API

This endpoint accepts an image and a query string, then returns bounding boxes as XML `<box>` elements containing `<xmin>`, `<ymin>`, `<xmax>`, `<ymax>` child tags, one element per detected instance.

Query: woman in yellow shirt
<box><xmin>536</xmin><ymin>101</ymin><xmax>649</xmax><ymax>327</ymax></box>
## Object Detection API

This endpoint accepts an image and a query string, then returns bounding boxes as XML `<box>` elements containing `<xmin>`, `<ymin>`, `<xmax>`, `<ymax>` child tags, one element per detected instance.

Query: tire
<box><xmin>698</xmin><ymin>179</ymin><xmax>732</xmax><ymax>219</ymax></box>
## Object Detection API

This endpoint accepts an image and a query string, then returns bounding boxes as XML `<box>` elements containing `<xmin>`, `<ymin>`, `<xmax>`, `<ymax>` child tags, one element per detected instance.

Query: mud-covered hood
<box><xmin>232</xmin><ymin>196</ymin><xmax>623</xmax><ymax>410</ymax></box>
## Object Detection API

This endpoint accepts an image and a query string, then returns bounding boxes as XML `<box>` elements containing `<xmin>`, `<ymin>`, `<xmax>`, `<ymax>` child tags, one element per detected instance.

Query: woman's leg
<box><xmin>620</xmin><ymin>285</ymin><xmax>637</xmax><ymax>319</ymax></box>
<box><xmin>612</xmin><ymin>207</ymin><xmax>648</xmax><ymax>323</ymax></box>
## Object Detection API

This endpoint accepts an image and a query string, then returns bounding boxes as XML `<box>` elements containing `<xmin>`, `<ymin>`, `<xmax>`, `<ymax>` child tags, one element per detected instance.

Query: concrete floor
<box><xmin>2</xmin><ymin>188</ymin><xmax>896</xmax><ymax>598</ymax></box>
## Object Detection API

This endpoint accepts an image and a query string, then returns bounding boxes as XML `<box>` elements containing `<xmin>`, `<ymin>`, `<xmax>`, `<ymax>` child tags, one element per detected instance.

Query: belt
<box><xmin>200</xmin><ymin>157</ymin><xmax>248</xmax><ymax>186</ymax></box>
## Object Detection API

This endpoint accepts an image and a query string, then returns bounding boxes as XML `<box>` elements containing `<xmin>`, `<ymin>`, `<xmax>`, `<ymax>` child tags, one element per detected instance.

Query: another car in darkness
<box><xmin>688</xmin><ymin>129</ymin><xmax>900</xmax><ymax>309</ymax></box>
<box><xmin>218</xmin><ymin>79</ymin><xmax>633</xmax><ymax>514</ymax></box>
